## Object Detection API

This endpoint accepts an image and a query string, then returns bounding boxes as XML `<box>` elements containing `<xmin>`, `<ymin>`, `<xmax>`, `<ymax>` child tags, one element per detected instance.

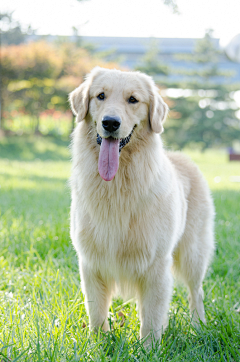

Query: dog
<box><xmin>69</xmin><ymin>67</ymin><xmax>215</xmax><ymax>344</ymax></box>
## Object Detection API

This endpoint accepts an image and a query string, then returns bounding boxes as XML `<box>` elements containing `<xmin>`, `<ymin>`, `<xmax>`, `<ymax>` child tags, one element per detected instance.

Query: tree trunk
<box><xmin>34</xmin><ymin>115</ymin><xmax>40</xmax><ymax>134</ymax></box>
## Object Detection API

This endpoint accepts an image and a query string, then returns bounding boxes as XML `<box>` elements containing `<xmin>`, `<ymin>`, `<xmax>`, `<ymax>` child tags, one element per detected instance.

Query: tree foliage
<box><xmin>136</xmin><ymin>31</ymin><xmax>240</xmax><ymax>149</ymax></box>
<box><xmin>1</xmin><ymin>41</ymin><xmax>118</xmax><ymax>132</ymax></box>
<box><xmin>136</xmin><ymin>40</ymin><xmax>169</xmax><ymax>76</ymax></box>
<box><xmin>0</xmin><ymin>12</ymin><xmax>35</xmax><ymax>45</ymax></box>
<box><xmin>162</xmin><ymin>0</ymin><xmax>179</xmax><ymax>14</ymax></box>
<box><xmin>164</xmin><ymin>85</ymin><xmax>240</xmax><ymax>149</ymax></box>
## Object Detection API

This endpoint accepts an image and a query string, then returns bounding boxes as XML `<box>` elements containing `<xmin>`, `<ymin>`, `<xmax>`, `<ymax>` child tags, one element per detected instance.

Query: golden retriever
<box><xmin>69</xmin><ymin>67</ymin><xmax>215</xmax><ymax>344</ymax></box>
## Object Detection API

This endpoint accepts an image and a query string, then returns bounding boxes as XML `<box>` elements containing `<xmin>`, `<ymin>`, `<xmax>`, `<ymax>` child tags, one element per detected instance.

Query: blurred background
<box><xmin>1</xmin><ymin>0</ymin><xmax>240</xmax><ymax>152</ymax></box>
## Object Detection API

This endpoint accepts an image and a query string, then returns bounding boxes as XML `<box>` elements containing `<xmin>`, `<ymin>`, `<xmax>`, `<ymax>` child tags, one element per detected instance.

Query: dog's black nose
<box><xmin>102</xmin><ymin>116</ymin><xmax>121</xmax><ymax>133</ymax></box>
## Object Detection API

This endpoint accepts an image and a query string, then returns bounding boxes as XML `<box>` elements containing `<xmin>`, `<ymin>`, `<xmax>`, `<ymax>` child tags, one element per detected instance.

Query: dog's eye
<box><xmin>128</xmin><ymin>96</ymin><xmax>138</xmax><ymax>104</ymax></box>
<box><xmin>97</xmin><ymin>93</ymin><xmax>105</xmax><ymax>101</ymax></box>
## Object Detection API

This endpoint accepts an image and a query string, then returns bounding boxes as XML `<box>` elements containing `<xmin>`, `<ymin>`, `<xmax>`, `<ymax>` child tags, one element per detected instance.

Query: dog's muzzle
<box><xmin>97</xmin><ymin>127</ymin><xmax>135</xmax><ymax>152</ymax></box>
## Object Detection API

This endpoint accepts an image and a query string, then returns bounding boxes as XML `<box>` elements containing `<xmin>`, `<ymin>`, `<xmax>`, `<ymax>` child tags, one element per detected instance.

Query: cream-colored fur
<box><xmin>69</xmin><ymin>67</ymin><xmax>215</xmax><ymax>344</ymax></box>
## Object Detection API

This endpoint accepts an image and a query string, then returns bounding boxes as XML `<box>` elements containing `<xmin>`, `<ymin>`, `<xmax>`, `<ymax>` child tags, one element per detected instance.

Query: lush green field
<box><xmin>0</xmin><ymin>136</ymin><xmax>239</xmax><ymax>361</ymax></box>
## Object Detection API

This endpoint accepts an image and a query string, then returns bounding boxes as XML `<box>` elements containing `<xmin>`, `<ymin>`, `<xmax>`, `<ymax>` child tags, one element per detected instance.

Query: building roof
<box><xmin>81</xmin><ymin>36</ymin><xmax>220</xmax><ymax>55</ymax></box>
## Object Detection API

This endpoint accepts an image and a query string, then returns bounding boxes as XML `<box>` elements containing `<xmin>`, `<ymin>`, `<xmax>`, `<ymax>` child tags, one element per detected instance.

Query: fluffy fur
<box><xmin>69</xmin><ymin>67</ymin><xmax>215</xmax><ymax>344</ymax></box>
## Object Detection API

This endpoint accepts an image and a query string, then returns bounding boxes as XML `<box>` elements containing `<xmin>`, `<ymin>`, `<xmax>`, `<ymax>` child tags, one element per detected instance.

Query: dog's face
<box><xmin>69</xmin><ymin>67</ymin><xmax>168</xmax><ymax>181</ymax></box>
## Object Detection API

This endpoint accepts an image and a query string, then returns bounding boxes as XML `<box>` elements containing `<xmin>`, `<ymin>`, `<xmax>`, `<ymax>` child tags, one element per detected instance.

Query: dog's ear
<box><xmin>149</xmin><ymin>86</ymin><xmax>168</xmax><ymax>134</ymax></box>
<box><xmin>69</xmin><ymin>80</ymin><xmax>90</xmax><ymax>122</ymax></box>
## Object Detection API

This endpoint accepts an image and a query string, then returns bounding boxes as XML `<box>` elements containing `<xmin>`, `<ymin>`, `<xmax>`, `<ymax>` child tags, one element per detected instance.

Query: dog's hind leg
<box><xmin>80</xmin><ymin>262</ymin><xmax>113</xmax><ymax>332</ymax></box>
<box><xmin>172</xmin><ymin>221</ymin><xmax>214</xmax><ymax>324</ymax></box>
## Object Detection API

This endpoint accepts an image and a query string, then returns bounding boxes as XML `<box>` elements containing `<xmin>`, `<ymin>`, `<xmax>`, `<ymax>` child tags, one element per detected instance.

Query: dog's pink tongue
<box><xmin>98</xmin><ymin>138</ymin><xmax>120</xmax><ymax>181</ymax></box>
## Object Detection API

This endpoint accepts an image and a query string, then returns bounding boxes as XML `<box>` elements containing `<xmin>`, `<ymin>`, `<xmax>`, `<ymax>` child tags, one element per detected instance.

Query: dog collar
<box><xmin>97</xmin><ymin>127</ymin><xmax>135</xmax><ymax>152</ymax></box>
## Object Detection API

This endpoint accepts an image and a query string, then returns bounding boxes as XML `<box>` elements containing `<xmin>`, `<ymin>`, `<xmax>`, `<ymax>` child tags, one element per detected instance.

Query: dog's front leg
<box><xmin>138</xmin><ymin>258</ymin><xmax>173</xmax><ymax>345</ymax></box>
<box><xmin>80</xmin><ymin>262</ymin><xmax>112</xmax><ymax>332</ymax></box>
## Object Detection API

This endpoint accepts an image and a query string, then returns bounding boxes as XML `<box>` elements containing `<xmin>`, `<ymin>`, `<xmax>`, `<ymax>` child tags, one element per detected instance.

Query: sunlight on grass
<box><xmin>185</xmin><ymin>148</ymin><xmax>240</xmax><ymax>191</ymax></box>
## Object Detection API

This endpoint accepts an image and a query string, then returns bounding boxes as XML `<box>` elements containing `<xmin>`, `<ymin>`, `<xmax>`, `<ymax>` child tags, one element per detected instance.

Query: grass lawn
<box><xmin>0</xmin><ymin>136</ymin><xmax>239</xmax><ymax>361</ymax></box>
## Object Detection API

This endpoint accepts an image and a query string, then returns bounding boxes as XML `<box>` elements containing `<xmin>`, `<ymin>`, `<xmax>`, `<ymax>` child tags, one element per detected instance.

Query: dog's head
<box><xmin>69</xmin><ymin>67</ymin><xmax>168</xmax><ymax>181</ymax></box>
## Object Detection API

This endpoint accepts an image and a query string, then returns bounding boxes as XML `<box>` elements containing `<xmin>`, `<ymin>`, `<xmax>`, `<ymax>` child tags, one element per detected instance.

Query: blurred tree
<box><xmin>136</xmin><ymin>30</ymin><xmax>240</xmax><ymax>149</ymax></box>
<box><xmin>0</xmin><ymin>12</ymin><xmax>35</xmax><ymax>45</ymax></box>
<box><xmin>162</xmin><ymin>0</ymin><xmax>179</xmax><ymax>14</ymax></box>
<box><xmin>166</xmin><ymin>29</ymin><xmax>240</xmax><ymax>149</ymax></box>
<box><xmin>136</xmin><ymin>40</ymin><xmax>169</xmax><ymax>76</ymax></box>
<box><xmin>1</xmin><ymin>41</ymin><xmax>62</xmax><ymax>132</ymax></box>
<box><xmin>1</xmin><ymin>40</ymin><xmax>118</xmax><ymax>133</ymax></box>
<box><xmin>164</xmin><ymin>31</ymin><xmax>240</xmax><ymax>149</ymax></box>
<box><xmin>164</xmin><ymin>84</ymin><xmax>240</xmax><ymax>149</ymax></box>
<box><xmin>0</xmin><ymin>12</ymin><xmax>36</xmax><ymax>127</ymax></box>
<box><xmin>176</xmin><ymin>29</ymin><xmax>230</xmax><ymax>81</ymax></box>
<box><xmin>72</xmin><ymin>26</ymin><xmax>82</xmax><ymax>48</ymax></box>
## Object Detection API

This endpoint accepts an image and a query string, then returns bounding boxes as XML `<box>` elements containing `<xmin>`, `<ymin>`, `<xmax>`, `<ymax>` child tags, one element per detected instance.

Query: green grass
<box><xmin>0</xmin><ymin>136</ymin><xmax>239</xmax><ymax>361</ymax></box>
<box><xmin>4</xmin><ymin>114</ymin><xmax>72</xmax><ymax>138</ymax></box>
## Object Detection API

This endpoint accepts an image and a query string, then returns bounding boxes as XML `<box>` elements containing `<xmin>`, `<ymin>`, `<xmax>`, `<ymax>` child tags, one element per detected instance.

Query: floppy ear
<box><xmin>69</xmin><ymin>79</ymin><xmax>90</xmax><ymax>122</ymax></box>
<box><xmin>149</xmin><ymin>86</ymin><xmax>168</xmax><ymax>134</ymax></box>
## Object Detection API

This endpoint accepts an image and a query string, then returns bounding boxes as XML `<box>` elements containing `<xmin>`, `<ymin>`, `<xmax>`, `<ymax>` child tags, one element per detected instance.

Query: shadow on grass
<box><xmin>0</xmin><ymin>135</ymin><xmax>71</xmax><ymax>161</ymax></box>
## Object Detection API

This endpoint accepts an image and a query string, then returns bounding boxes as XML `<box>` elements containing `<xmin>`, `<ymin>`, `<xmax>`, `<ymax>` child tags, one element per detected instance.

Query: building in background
<box><xmin>79</xmin><ymin>36</ymin><xmax>240</xmax><ymax>84</ymax></box>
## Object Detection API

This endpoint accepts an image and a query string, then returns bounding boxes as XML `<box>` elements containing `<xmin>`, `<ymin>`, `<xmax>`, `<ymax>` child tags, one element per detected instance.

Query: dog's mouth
<box><xmin>97</xmin><ymin>127</ymin><xmax>135</xmax><ymax>182</ymax></box>
<box><xmin>96</xmin><ymin>127</ymin><xmax>135</xmax><ymax>152</ymax></box>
